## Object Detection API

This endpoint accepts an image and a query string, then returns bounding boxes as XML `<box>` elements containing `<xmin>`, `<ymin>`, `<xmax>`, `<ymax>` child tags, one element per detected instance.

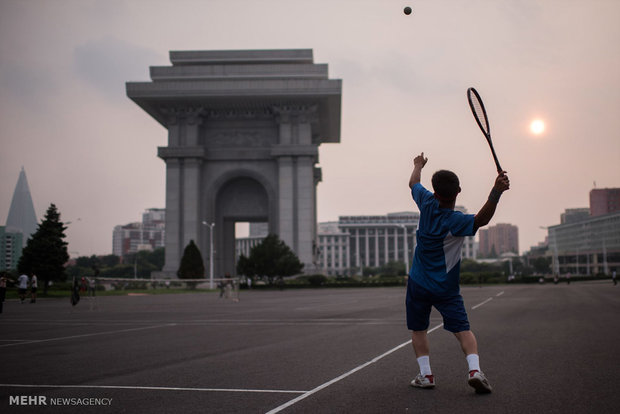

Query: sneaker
<box><xmin>411</xmin><ymin>373</ymin><xmax>435</xmax><ymax>389</ymax></box>
<box><xmin>468</xmin><ymin>370</ymin><xmax>492</xmax><ymax>394</ymax></box>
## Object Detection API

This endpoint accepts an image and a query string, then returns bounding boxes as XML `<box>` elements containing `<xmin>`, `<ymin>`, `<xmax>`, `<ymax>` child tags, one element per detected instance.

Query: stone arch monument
<box><xmin>126</xmin><ymin>49</ymin><xmax>342</xmax><ymax>277</ymax></box>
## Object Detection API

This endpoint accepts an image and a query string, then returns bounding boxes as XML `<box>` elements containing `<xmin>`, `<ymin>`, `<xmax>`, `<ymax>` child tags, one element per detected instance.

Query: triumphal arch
<box><xmin>126</xmin><ymin>49</ymin><xmax>341</xmax><ymax>277</ymax></box>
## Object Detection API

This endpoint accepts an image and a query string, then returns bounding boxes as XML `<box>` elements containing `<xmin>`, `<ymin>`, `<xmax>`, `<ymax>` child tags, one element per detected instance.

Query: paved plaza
<box><xmin>1</xmin><ymin>283</ymin><xmax>619</xmax><ymax>413</ymax></box>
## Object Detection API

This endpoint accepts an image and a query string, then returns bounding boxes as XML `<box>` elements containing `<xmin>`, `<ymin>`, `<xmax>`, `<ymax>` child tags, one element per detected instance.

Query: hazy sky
<box><xmin>1</xmin><ymin>0</ymin><xmax>619</xmax><ymax>257</ymax></box>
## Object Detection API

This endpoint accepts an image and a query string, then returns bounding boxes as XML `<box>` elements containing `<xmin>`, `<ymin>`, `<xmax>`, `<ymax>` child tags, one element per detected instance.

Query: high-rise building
<box><xmin>0</xmin><ymin>226</ymin><xmax>23</xmax><ymax>271</ymax></box>
<box><xmin>2</xmin><ymin>168</ymin><xmax>38</xmax><ymax>270</ymax></box>
<box><xmin>5</xmin><ymin>168</ymin><xmax>38</xmax><ymax>241</ymax></box>
<box><xmin>112</xmin><ymin>208</ymin><xmax>165</xmax><ymax>258</ymax></box>
<box><xmin>590</xmin><ymin>188</ymin><xmax>620</xmax><ymax>217</ymax></box>
<box><xmin>478</xmin><ymin>223</ymin><xmax>519</xmax><ymax>257</ymax></box>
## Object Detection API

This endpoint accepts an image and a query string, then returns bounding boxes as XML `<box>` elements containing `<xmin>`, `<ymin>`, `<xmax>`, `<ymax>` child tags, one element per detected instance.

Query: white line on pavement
<box><xmin>472</xmin><ymin>297</ymin><xmax>493</xmax><ymax>310</ymax></box>
<box><xmin>265</xmin><ymin>323</ymin><xmax>445</xmax><ymax>414</ymax></box>
<box><xmin>0</xmin><ymin>383</ymin><xmax>306</xmax><ymax>394</ymax></box>
<box><xmin>0</xmin><ymin>324</ymin><xmax>177</xmax><ymax>348</ymax></box>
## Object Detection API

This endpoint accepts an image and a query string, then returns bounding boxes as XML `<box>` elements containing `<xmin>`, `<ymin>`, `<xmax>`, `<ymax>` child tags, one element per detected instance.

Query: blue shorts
<box><xmin>406</xmin><ymin>280</ymin><xmax>470</xmax><ymax>333</ymax></box>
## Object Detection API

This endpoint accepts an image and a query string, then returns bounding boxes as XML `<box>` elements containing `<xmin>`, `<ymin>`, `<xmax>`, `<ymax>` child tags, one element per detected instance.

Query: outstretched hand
<box><xmin>414</xmin><ymin>152</ymin><xmax>428</xmax><ymax>168</ymax></box>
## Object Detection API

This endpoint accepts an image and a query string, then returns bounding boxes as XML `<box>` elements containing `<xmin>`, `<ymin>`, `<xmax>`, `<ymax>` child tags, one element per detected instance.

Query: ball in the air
<box><xmin>404</xmin><ymin>6</ymin><xmax>412</xmax><ymax>15</ymax></box>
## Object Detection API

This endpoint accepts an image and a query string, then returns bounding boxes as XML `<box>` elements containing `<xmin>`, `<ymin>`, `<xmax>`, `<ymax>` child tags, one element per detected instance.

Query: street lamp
<box><xmin>202</xmin><ymin>221</ymin><xmax>215</xmax><ymax>289</ymax></box>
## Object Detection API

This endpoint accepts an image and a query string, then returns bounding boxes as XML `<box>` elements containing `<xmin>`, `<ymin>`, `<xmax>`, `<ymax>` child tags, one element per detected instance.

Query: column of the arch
<box><xmin>181</xmin><ymin>114</ymin><xmax>204</xmax><ymax>261</ymax></box>
<box><xmin>162</xmin><ymin>158</ymin><xmax>181</xmax><ymax>274</ymax></box>
<box><xmin>161</xmin><ymin>115</ymin><xmax>182</xmax><ymax>274</ymax></box>
<box><xmin>293</xmin><ymin>109</ymin><xmax>318</xmax><ymax>271</ymax></box>
<box><xmin>277</xmin><ymin>156</ymin><xmax>295</xmax><ymax>250</ymax></box>
<box><xmin>275</xmin><ymin>111</ymin><xmax>295</xmax><ymax>250</ymax></box>
<box><xmin>296</xmin><ymin>155</ymin><xmax>315</xmax><ymax>267</ymax></box>
<box><xmin>182</xmin><ymin>158</ymin><xmax>202</xmax><ymax>250</ymax></box>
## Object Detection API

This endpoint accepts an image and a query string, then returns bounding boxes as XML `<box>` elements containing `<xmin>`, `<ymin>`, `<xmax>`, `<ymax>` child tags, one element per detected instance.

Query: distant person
<box><xmin>218</xmin><ymin>281</ymin><xmax>225</xmax><ymax>298</ymax></box>
<box><xmin>71</xmin><ymin>277</ymin><xmax>80</xmax><ymax>306</ymax></box>
<box><xmin>566</xmin><ymin>273</ymin><xmax>571</xmax><ymax>285</ymax></box>
<box><xmin>406</xmin><ymin>152</ymin><xmax>509</xmax><ymax>394</ymax></box>
<box><xmin>17</xmin><ymin>273</ymin><xmax>29</xmax><ymax>304</ymax></box>
<box><xmin>30</xmin><ymin>273</ymin><xmax>38</xmax><ymax>303</ymax></box>
<box><xmin>88</xmin><ymin>277</ymin><xmax>96</xmax><ymax>296</ymax></box>
<box><xmin>612</xmin><ymin>270</ymin><xmax>617</xmax><ymax>286</ymax></box>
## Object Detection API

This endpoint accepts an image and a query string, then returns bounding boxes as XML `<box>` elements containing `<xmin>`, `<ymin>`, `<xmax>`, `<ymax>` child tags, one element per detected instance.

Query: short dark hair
<box><xmin>431</xmin><ymin>170</ymin><xmax>461</xmax><ymax>201</ymax></box>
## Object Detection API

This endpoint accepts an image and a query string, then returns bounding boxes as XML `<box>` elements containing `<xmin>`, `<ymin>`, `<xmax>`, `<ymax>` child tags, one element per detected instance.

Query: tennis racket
<box><xmin>467</xmin><ymin>87</ymin><xmax>503</xmax><ymax>173</ymax></box>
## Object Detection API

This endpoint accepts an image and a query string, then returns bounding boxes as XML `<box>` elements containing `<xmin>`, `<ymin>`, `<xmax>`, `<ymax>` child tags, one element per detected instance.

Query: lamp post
<box><xmin>202</xmin><ymin>221</ymin><xmax>215</xmax><ymax>289</ymax></box>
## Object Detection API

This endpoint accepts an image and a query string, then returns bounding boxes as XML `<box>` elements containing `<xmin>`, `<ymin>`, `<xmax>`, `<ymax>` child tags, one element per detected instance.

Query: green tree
<box><xmin>531</xmin><ymin>257</ymin><xmax>551</xmax><ymax>274</ymax></box>
<box><xmin>236</xmin><ymin>234</ymin><xmax>303</xmax><ymax>284</ymax></box>
<box><xmin>380</xmin><ymin>261</ymin><xmax>407</xmax><ymax>277</ymax></box>
<box><xmin>17</xmin><ymin>204</ymin><xmax>69</xmax><ymax>293</ymax></box>
<box><xmin>99</xmin><ymin>254</ymin><xmax>120</xmax><ymax>268</ymax></box>
<box><xmin>177</xmin><ymin>240</ymin><xmax>205</xmax><ymax>279</ymax></box>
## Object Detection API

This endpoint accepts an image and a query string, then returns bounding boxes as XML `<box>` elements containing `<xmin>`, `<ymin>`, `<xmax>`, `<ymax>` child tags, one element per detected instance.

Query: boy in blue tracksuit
<box><xmin>406</xmin><ymin>152</ymin><xmax>510</xmax><ymax>393</ymax></box>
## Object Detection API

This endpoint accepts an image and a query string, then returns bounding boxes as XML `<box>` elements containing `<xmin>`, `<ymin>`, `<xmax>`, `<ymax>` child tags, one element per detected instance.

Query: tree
<box><xmin>380</xmin><ymin>261</ymin><xmax>407</xmax><ymax>277</ymax></box>
<box><xmin>236</xmin><ymin>234</ymin><xmax>303</xmax><ymax>284</ymax></box>
<box><xmin>177</xmin><ymin>240</ymin><xmax>205</xmax><ymax>279</ymax></box>
<box><xmin>17</xmin><ymin>204</ymin><xmax>69</xmax><ymax>293</ymax></box>
<box><xmin>531</xmin><ymin>257</ymin><xmax>551</xmax><ymax>274</ymax></box>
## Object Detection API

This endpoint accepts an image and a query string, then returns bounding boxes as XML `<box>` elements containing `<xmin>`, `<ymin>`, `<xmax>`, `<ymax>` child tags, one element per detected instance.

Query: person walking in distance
<box><xmin>30</xmin><ymin>273</ymin><xmax>38</xmax><ymax>303</ymax></box>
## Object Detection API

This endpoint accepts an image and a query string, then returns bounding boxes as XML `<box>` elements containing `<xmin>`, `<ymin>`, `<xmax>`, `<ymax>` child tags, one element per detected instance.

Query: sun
<box><xmin>530</xmin><ymin>119</ymin><xmax>545</xmax><ymax>135</ymax></box>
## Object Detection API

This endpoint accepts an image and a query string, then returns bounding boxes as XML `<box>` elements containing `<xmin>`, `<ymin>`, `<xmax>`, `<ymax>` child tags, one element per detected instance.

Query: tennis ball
<box><xmin>404</xmin><ymin>6</ymin><xmax>412</xmax><ymax>15</ymax></box>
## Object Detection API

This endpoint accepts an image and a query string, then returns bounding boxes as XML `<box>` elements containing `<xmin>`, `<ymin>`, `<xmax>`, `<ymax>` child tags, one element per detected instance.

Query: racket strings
<box><xmin>470</xmin><ymin>98</ymin><xmax>489</xmax><ymax>134</ymax></box>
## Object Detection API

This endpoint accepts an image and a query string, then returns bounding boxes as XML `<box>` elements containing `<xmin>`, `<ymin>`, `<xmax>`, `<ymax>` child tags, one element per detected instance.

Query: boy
<box><xmin>406</xmin><ymin>152</ymin><xmax>510</xmax><ymax>393</ymax></box>
<box><xmin>17</xmin><ymin>273</ymin><xmax>29</xmax><ymax>304</ymax></box>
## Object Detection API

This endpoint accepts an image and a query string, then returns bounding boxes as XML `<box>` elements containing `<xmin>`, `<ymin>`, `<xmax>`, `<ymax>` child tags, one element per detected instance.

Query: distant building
<box><xmin>2</xmin><ymin>168</ymin><xmax>38</xmax><ymax>270</ymax></box>
<box><xmin>548</xmin><ymin>211</ymin><xmax>620</xmax><ymax>275</ymax></box>
<box><xmin>590</xmin><ymin>188</ymin><xmax>620</xmax><ymax>217</ymax></box>
<box><xmin>478</xmin><ymin>223</ymin><xmax>519</xmax><ymax>257</ymax></box>
<box><xmin>314</xmin><ymin>208</ymin><xmax>480</xmax><ymax>276</ymax></box>
<box><xmin>317</xmin><ymin>221</ymin><xmax>351</xmax><ymax>276</ymax></box>
<box><xmin>335</xmin><ymin>212</ymin><xmax>419</xmax><ymax>276</ymax></box>
<box><xmin>112</xmin><ymin>208</ymin><xmax>165</xmax><ymax>258</ymax></box>
<box><xmin>0</xmin><ymin>226</ymin><xmax>23</xmax><ymax>271</ymax></box>
<box><xmin>235</xmin><ymin>223</ymin><xmax>268</xmax><ymax>259</ymax></box>
<box><xmin>561</xmin><ymin>208</ymin><xmax>590</xmax><ymax>224</ymax></box>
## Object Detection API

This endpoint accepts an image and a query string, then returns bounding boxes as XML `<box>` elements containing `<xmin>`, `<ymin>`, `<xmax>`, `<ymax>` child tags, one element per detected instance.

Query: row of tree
<box><xmin>176</xmin><ymin>234</ymin><xmax>304</xmax><ymax>284</ymax></box>
<box><xmin>14</xmin><ymin>204</ymin><xmax>552</xmax><ymax>291</ymax></box>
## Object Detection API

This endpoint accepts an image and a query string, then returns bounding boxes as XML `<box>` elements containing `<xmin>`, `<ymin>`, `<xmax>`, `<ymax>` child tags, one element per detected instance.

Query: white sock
<box><xmin>466</xmin><ymin>354</ymin><xmax>480</xmax><ymax>372</ymax></box>
<box><xmin>417</xmin><ymin>356</ymin><xmax>432</xmax><ymax>376</ymax></box>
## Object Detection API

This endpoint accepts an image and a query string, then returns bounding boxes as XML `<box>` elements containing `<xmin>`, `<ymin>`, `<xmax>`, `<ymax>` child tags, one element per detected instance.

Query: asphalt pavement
<box><xmin>1</xmin><ymin>282</ymin><xmax>619</xmax><ymax>413</ymax></box>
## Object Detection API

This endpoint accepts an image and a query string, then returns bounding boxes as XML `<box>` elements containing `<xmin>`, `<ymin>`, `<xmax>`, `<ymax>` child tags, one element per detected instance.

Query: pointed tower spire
<box><xmin>5</xmin><ymin>167</ymin><xmax>38</xmax><ymax>240</ymax></box>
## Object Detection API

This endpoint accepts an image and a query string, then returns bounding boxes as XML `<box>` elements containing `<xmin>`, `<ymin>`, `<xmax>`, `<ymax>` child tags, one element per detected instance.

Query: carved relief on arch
<box><xmin>207</xmin><ymin>107</ymin><xmax>273</xmax><ymax>120</ymax></box>
<box><xmin>160</xmin><ymin>106</ymin><xmax>206</xmax><ymax>126</ymax></box>
<box><xmin>272</xmin><ymin>104</ymin><xmax>318</xmax><ymax>124</ymax></box>
<box><xmin>205</xmin><ymin>129</ymin><xmax>277</xmax><ymax>148</ymax></box>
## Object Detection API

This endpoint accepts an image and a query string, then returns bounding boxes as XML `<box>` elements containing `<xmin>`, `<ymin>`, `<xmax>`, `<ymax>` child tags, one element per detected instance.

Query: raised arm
<box><xmin>473</xmin><ymin>171</ymin><xmax>510</xmax><ymax>230</ymax></box>
<box><xmin>409</xmin><ymin>152</ymin><xmax>428</xmax><ymax>188</ymax></box>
